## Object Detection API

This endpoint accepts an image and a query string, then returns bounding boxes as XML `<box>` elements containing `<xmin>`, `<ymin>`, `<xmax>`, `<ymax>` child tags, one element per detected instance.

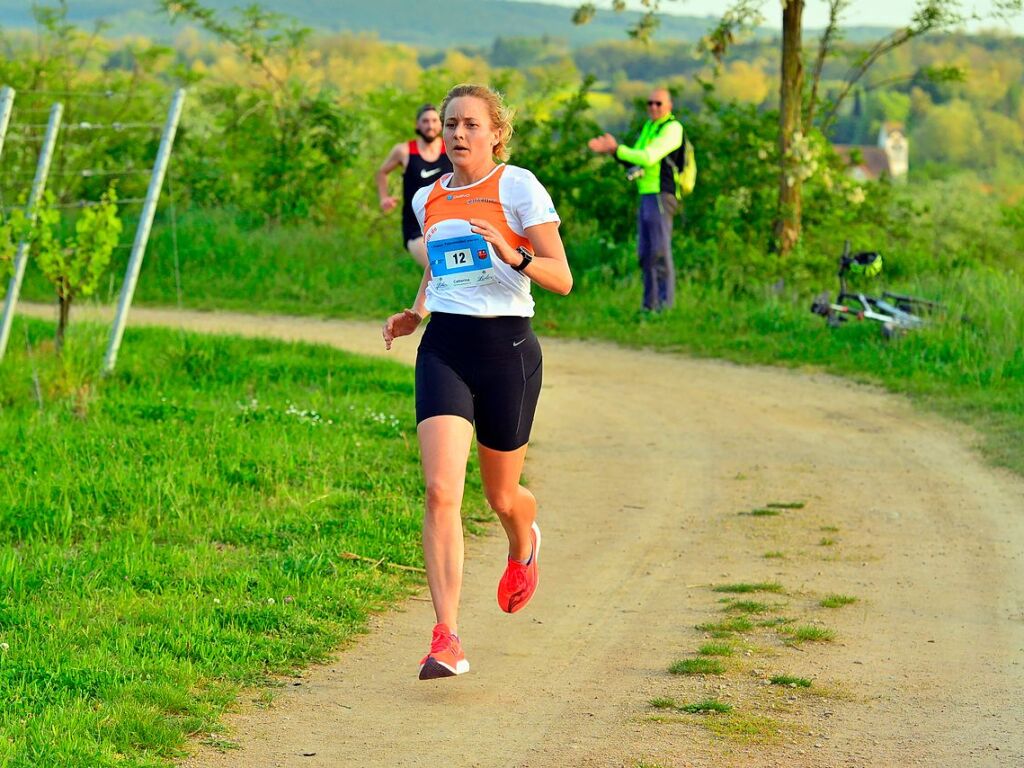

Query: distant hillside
<box><xmin>0</xmin><ymin>0</ymin><xmax>719</xmax><ymax>46</ymax></box>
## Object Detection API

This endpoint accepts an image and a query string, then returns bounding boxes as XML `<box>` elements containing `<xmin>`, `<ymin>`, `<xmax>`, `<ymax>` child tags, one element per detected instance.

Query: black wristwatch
<box><xmin>512</xmin><ymin>245</ymin><xmax>533</xmax><ymax>272</ymax></box>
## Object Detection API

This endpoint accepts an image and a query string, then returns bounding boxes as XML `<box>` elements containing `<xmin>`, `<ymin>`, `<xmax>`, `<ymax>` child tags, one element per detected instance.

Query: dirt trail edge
<box><xmin>20</xmin><ymin>304</ymin><xmax>1024</xmax><ymax>767</ymax></box>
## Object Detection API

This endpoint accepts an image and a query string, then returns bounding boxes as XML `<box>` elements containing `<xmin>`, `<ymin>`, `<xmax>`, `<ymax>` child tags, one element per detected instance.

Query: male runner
<box><xmin>375</xmin><ymin>104</ymin><xmax>453</xmax><ymax>268</ymax></box>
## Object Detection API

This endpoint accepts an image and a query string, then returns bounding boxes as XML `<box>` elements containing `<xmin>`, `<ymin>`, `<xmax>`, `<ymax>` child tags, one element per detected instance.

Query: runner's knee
<box><xmin>484</xmin><ymin>487</ymin><xmax>519</xmax><ymax>518</ymax></box>
<box><xmin>424</xmin><ymin>480</ymin><xmax>462</xmax><ymax>515</ymax></box>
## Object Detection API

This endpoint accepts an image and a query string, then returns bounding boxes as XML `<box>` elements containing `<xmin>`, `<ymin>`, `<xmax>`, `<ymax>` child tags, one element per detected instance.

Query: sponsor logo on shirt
<box><xmin>420</xmin><ymin>168</ymin><xmax>442</xmax><ymax>179</ymax></box>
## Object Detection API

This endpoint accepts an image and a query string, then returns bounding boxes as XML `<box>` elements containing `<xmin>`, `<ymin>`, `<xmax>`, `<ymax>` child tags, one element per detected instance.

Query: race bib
<box><xmin>426</xmin><ymin>233</ymin><xmax>497</xmax><ymax>290</ymax></box>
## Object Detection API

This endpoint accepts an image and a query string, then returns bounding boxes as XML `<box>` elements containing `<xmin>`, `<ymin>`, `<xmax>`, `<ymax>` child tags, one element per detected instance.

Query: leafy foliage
<box><xmin>0</xmin><ymin>206</ymin><xmax>31</xmax><ymax>279</ymax></box>
<box><xmin>31</xmin><ymin>186</ymin><xmax>122</xmax><ymax>349</ymax></box>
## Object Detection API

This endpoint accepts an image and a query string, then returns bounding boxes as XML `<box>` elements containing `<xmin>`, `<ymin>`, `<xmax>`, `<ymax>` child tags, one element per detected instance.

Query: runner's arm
<box><xmin>383</xmin><ymin>264</ymin><xmax>431</xmax><ymax>350</ymax></box>
<box><xmin>521</xmin><ymin>222</ymin><xmax>572</xmax><ymax>296</ymax></box>
<box><xmin>410</xmin><ymin>264</ymin><xmax>431</xmax><ymax>319</ymax></box>
<box><xmin>375</xmin><ymin>143</ymin><xmax>407</xmax><ymax>210</ymax></box>
<box><xmin>470</xmin><ymin>218</ymin><xmax>572</xmax><ymax>296</ymax></box>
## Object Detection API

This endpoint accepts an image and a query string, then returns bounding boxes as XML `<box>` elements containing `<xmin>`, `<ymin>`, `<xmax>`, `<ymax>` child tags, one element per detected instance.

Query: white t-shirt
<box><xmin>412</xmin><ymin>164</ymin><xmax>561</xmax><ymax>317</ymax></box>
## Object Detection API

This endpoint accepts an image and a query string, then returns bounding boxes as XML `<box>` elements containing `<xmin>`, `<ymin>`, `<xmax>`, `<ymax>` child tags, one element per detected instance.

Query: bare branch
<box><xmin>821</xmin><ymin>0</ymin><xmax>965</xmax><ymax>127</ymax></box>
<box><xmin>805</xmin><ymin>0</ymin><xmax>849</xmax><ymax>128</ymax></box>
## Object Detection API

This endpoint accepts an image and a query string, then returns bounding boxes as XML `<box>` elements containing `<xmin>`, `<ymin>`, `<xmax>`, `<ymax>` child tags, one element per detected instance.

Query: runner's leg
<box><xmin>478</xmin><ymin>443</ymin><xmax>534</xmax><ymax>562</ymax></box>
<box><xmin>406</xmin><ymin>237</ymin><xmax>429</xmax><ymax>269</ymax></box>
<box><xmin>418</xmin><ymin>415</ymin><xmax>474</xmax><ymax>633</ymax></box>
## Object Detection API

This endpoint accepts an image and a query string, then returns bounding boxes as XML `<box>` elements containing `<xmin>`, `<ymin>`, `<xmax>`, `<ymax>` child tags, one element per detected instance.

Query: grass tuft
<box><xmin>785</xmin><ymin>625</ymin><xmax>836</xmax><ymax>643</ymax></box>
<box><xmin>713</xmin><ymin>582</ymin><xmax>785</xmax><ymax>594</ymax></box>
<box><xmin>680</xmin><ymin>699</ymin><xmax>733</xmax><ymax>714</ymax></box>
<box><xmin>696</xmin><ymin>616</ymin><xmax>754</xmax><ymax>637</ymax></box>
<box><xmin>723</xmin><ymin>600</ymin><xmax>772</xmax><ymax>614</ymax></box>
<box><xmin>698</xmin><ymin>642</ymin><xmax>734</xmax><ymax>657</ymax></box>
<box><xmin>649</xmin><ymin>697</ymin><xmax>678</xmax><ymax>710</ymax></box>
<box><xmin>649</xmin><ymin>697</ymin><xmax>732</xmax><ymax>714</ymax></box>
<box><xmin>766</xmin><ymin>501</ymin><xmax>805</xmax><ymax>509</ymax></box>
<box><xmin>741</xmin><ymin>508</ymin><xmax>781</xmax><ymax>517</ymax></box>
<box><xmin>770</xmin><ymin>675</ymin><xmax>812</xmax><ymax>688</ymax></box>
<box><xmin>670</xmin><ymin>658</ymin><xmax>725</xmax><ymax>676</ymax></box>
<box><xmin>762</xmin><ymin>551</ymin><xmax>785</xmax><ymax>559</ymax></box>
<box><xmin>819</xmin><ymin>594</ymin><xmax>858</xmax><ymax>608</ymax></box>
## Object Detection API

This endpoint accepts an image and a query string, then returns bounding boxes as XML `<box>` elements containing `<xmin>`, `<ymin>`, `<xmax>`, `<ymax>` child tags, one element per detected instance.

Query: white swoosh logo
<box><xmin>513</xmin><ymin>338</ymin><xmax>526</xmax><ymax>347</ymax></box>
<box><xmin>420</xmin><ymin>168</ymin><xmax>441</xmax><ymax>179</ymax></box>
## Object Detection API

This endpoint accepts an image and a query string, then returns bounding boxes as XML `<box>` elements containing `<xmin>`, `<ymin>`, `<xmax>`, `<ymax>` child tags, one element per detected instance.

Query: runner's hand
<box><xmin>382</xmin><ymin>308</ymin><xmax>422</xmax><ymax>350</ymax></box>
<box><xmin>380</xmin><ymin>196</ymin><xmax>399</xmax><ymax>213</ymax></box>
<box><xmin>469</xmin><ymin>218</ymin><xmax>516</xmax><ymax>265</ymax></box>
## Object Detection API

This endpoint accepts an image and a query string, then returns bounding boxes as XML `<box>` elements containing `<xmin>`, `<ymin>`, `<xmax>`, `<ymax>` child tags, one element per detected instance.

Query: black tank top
<box><xmin>402</xmin><ymin>140</ymin><xmax>452</xmax><ymax>241</ymax></box>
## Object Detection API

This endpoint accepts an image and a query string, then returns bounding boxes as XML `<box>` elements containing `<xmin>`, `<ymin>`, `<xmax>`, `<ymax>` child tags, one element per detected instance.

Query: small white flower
<box><xmin>0</xmin><ymin>642</ymin><xmax>9</xmax><ymax>652</ymax></box>
<box><xmin>267</xmin><ymin>597</ymin><xmax>276</xmax><ymax>605</ymax></box>
<box><xmin>213</xmin><ymin>598</ymin><xmax>221</xmax><ymax>605</ymax></box>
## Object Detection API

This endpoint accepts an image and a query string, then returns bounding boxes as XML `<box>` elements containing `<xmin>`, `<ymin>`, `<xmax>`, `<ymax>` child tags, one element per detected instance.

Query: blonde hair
<box><xmin>440</xmin><ymin>83</ymin><xmax>515</xmax><ymax>162</ymax></box>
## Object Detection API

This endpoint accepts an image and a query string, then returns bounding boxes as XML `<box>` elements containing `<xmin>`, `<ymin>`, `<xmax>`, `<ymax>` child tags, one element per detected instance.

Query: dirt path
<box><xmin>21</xmin><ymin>303</ymin><xmax>1024</xmax><ymax>767</ymax></box>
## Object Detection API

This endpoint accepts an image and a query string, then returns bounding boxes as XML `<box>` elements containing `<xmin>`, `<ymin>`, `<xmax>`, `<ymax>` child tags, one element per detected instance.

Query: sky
<box><xmin>523</xmin><ymin>0</ymin><xmax>1024</xmax><ymax>35</ymax></box>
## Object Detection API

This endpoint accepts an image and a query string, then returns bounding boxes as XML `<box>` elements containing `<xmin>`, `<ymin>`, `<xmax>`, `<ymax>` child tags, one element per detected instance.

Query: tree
<box><xmin>32</xmin><ymin>188</ymin><xmax>123</xmax><ymax>353</ymax></box>
<box><xmin>575</xmin><ymin>0</ymin><xmax>1024</xmax><ymax>255</ymax></box>
<box><xmin>159</xmin><ymin>0</ymin><xmax>353</xmax><ymax>223</ymax></box>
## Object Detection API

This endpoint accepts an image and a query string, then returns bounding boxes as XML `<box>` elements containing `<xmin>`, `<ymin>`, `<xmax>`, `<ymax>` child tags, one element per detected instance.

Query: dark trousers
<box><xmin>637</xmin><ymin>193</ymin><xmax>678</xmax><ymax>311</ymax></box>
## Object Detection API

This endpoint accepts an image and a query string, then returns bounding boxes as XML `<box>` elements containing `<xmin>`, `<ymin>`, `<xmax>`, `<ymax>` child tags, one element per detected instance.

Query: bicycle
<box><xmin>810</xmin><ymin>241</ymin><xmax>941</xmax><ymax>338</ymax></box>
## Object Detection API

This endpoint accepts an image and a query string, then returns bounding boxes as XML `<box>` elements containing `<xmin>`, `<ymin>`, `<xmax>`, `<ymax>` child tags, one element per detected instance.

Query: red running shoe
<box><xmin>418</xmin><ymin>623</ymin><xmax>469</xmax><ymax>680</ymax></box>
<box><xmin>497</xmin><ymin>522</ymin><xmax>541</xmax><ymax>614</ymax></box>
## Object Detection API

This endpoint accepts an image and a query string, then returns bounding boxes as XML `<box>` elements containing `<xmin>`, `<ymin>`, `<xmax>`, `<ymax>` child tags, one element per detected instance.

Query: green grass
<box><xmin>701</xmin><ymin>712</ymin><xmax>783</xmax><ymax>742</ymax></box>
<box><xmin>0</xmin><ymin>318</ymin><xmax>485</xmax><ymax>768</ymax></box>
<box><xmin>819</xmin><ymin>537</ymin><xmax>837</xmax><ymax>546</ymax></box>
<box><xmin>532</xmin><ymin>259</ymin><xmax>1024</xmax><ymax>478</ymax></box>
<box><xmin>696</xmin><ymin>616</ymin><xmax>754</xmax><ymax>637</ymax></box>
<box><xmin>680</xmin><ymin>699</ymin><xmax>733</xmax><ymax>714</ymax></box>
<box><xmin>785</xmin><ymin>625</ymin><xmax>836</xmax><ymax>644</ymax></box>
<box><xmin>19</xmin><ymin>207</ymin><xmax>1018</xmax><ymax>482</ymax></box>
<box><xmin>770</xmin><ymin>675</ymin><xmax>812</xmax><ymax>688</ymax></box>
<box><xmin>819</xmin><ymin>594</ymin><xmax>858</xmax><ymax>608</ymax></box>
<box><xmin>766</xmin><ymin>501</ymin><xmax>805</xmax><ymax>509</ymax></box>
<box><xmin>697</xmin><ymin>642</ymin><xmax>734</xmax><ymax>657</ymax></box>
<box><xmin>762</xmin><ymin>551</ymin><xmax>785</xmax><ymax>559</ymax></box>
<box><xmin>740</xmin><ymin>508</ymin><xmax>780</xmax><ymax>517</ymax></box>
<box><xmin>651</xmin><ymin>696</ymin><xmax>732</xmax><ymax>714</ymax></box>
<box><xmin>669</xmin><ymin>658</ymin><xmax>726</xmax><ymax>676</ymax></box>
<box><xmin>712</xmin><ymin>582</ymin><xmax>785</xmax><ymax>594</ymax></box>
<box><xmin>722</xmin><ymin>600</ymin><xmax>772</xmax><ymax>614</ymax></box>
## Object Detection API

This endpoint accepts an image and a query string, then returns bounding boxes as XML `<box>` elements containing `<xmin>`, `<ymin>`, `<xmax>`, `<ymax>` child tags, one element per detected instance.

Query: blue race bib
<box><xmin>427</xmin><ymin>233</ymin><xmax>497</xmax><ymax>290</ymax></box>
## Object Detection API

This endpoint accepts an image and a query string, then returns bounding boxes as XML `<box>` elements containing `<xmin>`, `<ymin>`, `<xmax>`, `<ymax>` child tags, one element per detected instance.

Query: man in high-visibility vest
<box><xmin>589</xmin><ymin>88</ymin><xmax>683</xmax><ymax>312</ymax></box>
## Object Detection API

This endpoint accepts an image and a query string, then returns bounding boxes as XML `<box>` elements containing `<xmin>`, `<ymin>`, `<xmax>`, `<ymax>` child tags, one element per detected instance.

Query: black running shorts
<box><xmin>415</xmin><ymin>312</ymin><xmax>542</xmax><ymax>452</ymax></box>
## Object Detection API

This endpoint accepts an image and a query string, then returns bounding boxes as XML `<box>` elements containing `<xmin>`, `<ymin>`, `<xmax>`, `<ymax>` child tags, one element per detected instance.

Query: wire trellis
<box><xmin>1</xmin><ymin>168</ymin><xmax>152</xmax><ymax>179</ymax></box>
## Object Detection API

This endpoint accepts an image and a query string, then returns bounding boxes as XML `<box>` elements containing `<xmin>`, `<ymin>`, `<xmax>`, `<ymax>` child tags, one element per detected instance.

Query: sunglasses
<box><xmin>646</xmin><ymin>100</ymin><xmax>663</xmax><ymax>106</ymax></box>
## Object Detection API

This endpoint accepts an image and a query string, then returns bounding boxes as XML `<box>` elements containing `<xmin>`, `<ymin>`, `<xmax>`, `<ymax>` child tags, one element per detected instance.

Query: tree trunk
<box><xmin>775</xmin><ymin>0</ymin><xmax>805</xmax><ymax>256</ymax></box>
<box><xmin>56</xmin><ymin>294</ymin><xmax>70</xmax><ymax>355</ymax></box>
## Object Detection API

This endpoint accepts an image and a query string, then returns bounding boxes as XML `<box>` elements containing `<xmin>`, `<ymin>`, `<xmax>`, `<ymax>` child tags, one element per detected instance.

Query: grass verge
<box><xmin>0</xmin><ymin>318</ymin><xmax>484</xmax><ymax>768</ymax></box>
